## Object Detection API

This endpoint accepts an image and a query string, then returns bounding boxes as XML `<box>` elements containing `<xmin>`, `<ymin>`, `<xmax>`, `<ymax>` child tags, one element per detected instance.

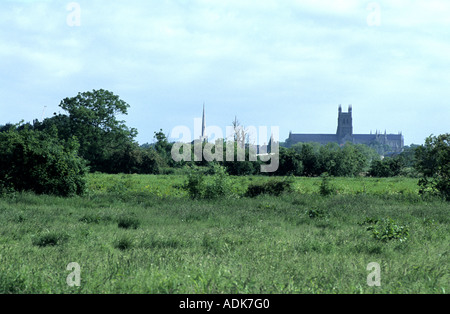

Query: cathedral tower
<box><xmin>336</xmin><ymin>105</ymin><xmax>353</xmax><ymax>143</ymax></box>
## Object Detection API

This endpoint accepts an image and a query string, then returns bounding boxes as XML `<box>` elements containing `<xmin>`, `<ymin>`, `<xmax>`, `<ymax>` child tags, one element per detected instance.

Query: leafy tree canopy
<box><xmin>50</xmin><ymin>89</ymin><xmax>137</xmax><ymax>172</ymax></box>
<box><xmin>0</xmin><ymin>126</ymin><xmax>87</xmax><ymax>196</ymax></box>
<box><xmin>415</xmin><ymin>134</ymin><xmax>450</xmax><ymax>200</ymax></box>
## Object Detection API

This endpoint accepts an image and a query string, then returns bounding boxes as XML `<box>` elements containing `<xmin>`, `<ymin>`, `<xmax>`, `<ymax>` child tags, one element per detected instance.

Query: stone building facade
<box><xmin>286</xmin><ymin>105</ymin><xmax>404</xmax><ymax>153</ymax></box>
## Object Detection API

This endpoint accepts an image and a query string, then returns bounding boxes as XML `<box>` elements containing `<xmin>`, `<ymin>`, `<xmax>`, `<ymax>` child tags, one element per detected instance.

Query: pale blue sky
<box><xmin>1</xmin><ymin>0</ymin><xmax>449</xmax><ymax>145</ymax></box>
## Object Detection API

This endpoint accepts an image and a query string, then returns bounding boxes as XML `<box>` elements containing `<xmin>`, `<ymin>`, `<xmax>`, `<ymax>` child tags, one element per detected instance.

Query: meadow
<box><xmin>0</xmin><ymin>174</ymin><xmax>448</xmax><ymax>294</ymax></box>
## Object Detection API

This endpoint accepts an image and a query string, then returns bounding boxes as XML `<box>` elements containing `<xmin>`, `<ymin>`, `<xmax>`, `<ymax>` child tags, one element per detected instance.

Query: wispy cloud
<box><xmin>0</xmin><ymin>0</ymin><xmax>449</xmax><ymax>145</ymax></box>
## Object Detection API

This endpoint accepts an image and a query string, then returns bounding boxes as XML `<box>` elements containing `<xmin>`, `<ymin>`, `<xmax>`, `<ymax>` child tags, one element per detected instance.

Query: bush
<box><xmin>415</xmin><ymin>134</ymin><xmax>450</xmax><ymax>200</ymax></box>
<box><xmin>369</xmin><ymin>157</ymin><xmax>404</xmax><ymax>177</ymax></box>
<box><xmin>0</xmin><ymin>127</ymin><xmax>87</xmax><ymax>197</ymax></box>
<box><xmin>182</xmin><ymin>164</ymin><xmax>233</xmax><ymax>199</ymax></box>
<box><xmin>277</xmin><ymin>147</ymin><xmax>303</xmax><ymax>176</ymax></box>
<box><xmin>361</xmin><ymin>217</ymin><xmax>409</xmax><ymax>242</ymax></box>
<box><xmin>203</xmin><ymin>164</ymin><xmax>232</xmax><ymax>199</ymax></box>
<box><xmin>0</xmin><ymin>180</ymin><xmax>15</xmax><ymax>195</ymax></box>
<box><xmin>319</xmin><ymin>173</ymin><xmax>336</xmax><ymax>196</ymax></box>
<box><xmin>183</xmin><ymin>166</ymin><xmax>207</xmax><ymax>199</ymax></box>
<box><xmin>246</xmin><ymin>177</ymin><xmax>294</xmax><ymax>197</ymax></box>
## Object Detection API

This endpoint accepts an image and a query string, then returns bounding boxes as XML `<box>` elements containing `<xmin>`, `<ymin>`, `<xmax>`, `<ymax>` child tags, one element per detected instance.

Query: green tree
<box><xmin>368</xmin><ymin>157</ymin><xmax>404</xmax><ymax>177</ymax></box>
<box><xmin>398</xmin><ymin>145</ymin><xmax>419</xmax><ymax>167</ymax></box>
<box><xmin>353</xmin><ymin>144</ymin><xmax>380</xmax><ymax>172</ymax></box>
<box><xmin>295</xmin><ymin>143</ymin><xmax>320</xmax><ymax>176</ymax></box>
<box><xmin>140</xmin><ymin>147</ymin><xmax>163</xmax><ymax>174</ymax></box>
<box><xmin>55</xmin><ymin>89</ymin><xmax>137</xmax><ymax>172</ymax></box>
<box><xmin>153</xmin><ymin>129</ymin><xmax>173</xmax><ymax>167</ymax></box>
<box><xmin>415</xmin><ymin>134</ymin><xmax>450</xmax><ymax>200</ymax></box>
<box><xmin>0</xmin><ymin>127</ymin><xmax>86</xmax><ymax>196</ymax></box>
<box><xmin>220</xmin><ymin>140</ymin><xmax>260</xmax><ymax>176</ymax></box>
<box><xmin>317</xmin><ymin>143</ymin><xmax>340</xmax><ymax>174</ymax></box>
<box><xmin>277</xmin><ymin>147</ymin><xmax>303</xmax><ymax>176</ymax></box>
<box><xmin>332</xmin><ymin>144</ymin><xmax>367</xmax><ymax>177</ymax></box>
<box><xmin>104</xmin><ymin>142</ymin><xmax>142</xmax><ymax>174</ymax></box>
<box><xmin>182</xmin><ymin>164</ymin><xmax>233</xmax><ymax>199</ymax></box>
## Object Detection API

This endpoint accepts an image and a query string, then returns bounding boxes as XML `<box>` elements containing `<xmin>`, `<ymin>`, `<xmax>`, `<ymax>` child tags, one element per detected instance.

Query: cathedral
<box><xmin>286</xmin><ymin>105</ymin><xmax>404</xmax><ymax>153</ymax></box>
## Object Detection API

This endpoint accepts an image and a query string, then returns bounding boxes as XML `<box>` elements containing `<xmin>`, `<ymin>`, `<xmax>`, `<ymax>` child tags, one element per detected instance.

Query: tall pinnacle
<box><xmin>202</xmin><ymin>103</ymin><xmax>206</xmax><ymax>140</ymax></box>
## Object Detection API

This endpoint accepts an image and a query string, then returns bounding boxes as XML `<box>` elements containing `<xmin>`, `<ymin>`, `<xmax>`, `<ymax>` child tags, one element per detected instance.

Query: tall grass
<box><xmin>0</xmin><ymin>175</ymin><xmax>447</xmax><ymax>294</ymax></box>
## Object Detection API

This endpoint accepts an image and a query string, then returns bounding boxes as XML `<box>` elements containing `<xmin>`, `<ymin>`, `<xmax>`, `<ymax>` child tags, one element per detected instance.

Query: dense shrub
<box><xmin>222</xmin><ymin>142</ymin><xmax>260</xmax><ymax>176</ymax></box>
<box><xmin>183</xmin><ymin>166</ymin><xmax>206</xmax><ymax>199</ymax></box>
<box><xmin>415</xmin><ymin>134</ymin><xmax>450</xmax><ymax>200</ymax></box>
<box><xmin>224</xmin><ymin>160</ymin><xmax>258</xmax><ymax>176</ymax></box>
<box><xmin>369</xmin><ymin>157</ymin><xmax>404</xmax><ymax>177</ymax></box>
<box><xmin>246</xmin><ymin>177</ymin><xmax>294</xmax><ymax>197</ymax></box>
<box><xmin>362</xmin><ymin>218</ymin><xmax>409</xmax><ymax>242</ymax></box>
<box><xmin>103</xmin><ymin>144</ymin><xmax>162</xmax><ymax>174</ymax></box>
<box><xmin>0</xmin><ymin>127</ymin><xmax>87</xmax><ymax>196</ymax></box>
<box><xmin>286</xmin><ymin>142</ymin><xmax>369</xmax><ymax>177</ymax></box>
<box><xmin>182</xmin><ymin>164</ymin><xmax>233</xmax><ymax>199</ymax></box>
<box><xmin>277</xmin><ymin>147</ymin><xmax>304</xmax><ymax>176</ymax></box>
<box><xmin>203</xmin><ymin>164</ymin><xmax>232</xmax><ymax>199</ymax></box>
<box><xmin>319</xmin><ymin>173</ymin><xmax>337</xmax><ymax>196</ymax></box>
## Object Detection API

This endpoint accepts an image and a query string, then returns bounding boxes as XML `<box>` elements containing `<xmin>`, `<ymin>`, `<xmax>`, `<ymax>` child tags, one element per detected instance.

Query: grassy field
<box><xmin>0</xmin><ymin>174</ymin><xmax>448</xmax><ymax>294</ymax></box>
<box><xmin>86</xmin><ymin>173</ymin><xmax>421</xmax><ymax>198</ymax></box>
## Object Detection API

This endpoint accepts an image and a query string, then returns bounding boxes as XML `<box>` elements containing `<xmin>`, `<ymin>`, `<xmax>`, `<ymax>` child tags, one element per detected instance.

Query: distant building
<box><xmin>286</xmin><ymin>105</ymin><xmax>404</xmax><ymax>153</ymax></box>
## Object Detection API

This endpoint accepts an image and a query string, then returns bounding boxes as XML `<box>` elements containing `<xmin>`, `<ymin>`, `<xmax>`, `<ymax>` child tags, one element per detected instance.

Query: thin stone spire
<box><xmin>201</xmin><ymin>103</ymin><xmax>206</xmax><ymax>141</ymax></box>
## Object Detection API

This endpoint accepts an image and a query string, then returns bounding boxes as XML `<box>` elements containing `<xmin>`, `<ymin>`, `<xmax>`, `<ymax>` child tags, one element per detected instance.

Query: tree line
<box><xmin>0</xmin><ymin>89</ymin><xmax>448</xmax><ymax>199</ymax></box>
